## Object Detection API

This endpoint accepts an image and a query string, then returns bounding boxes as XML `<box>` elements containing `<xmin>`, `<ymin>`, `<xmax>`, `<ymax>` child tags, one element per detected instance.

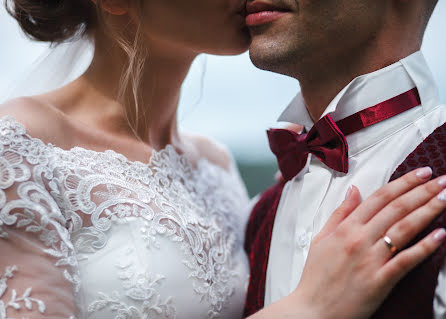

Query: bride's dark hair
<box><xmin>5</xmin><ymin>0</ymin><xmax>150</xmax><ymax>140</ymax></box>
<box><xmin>5</xmin><ymin>0</ymin><xmax>97</xmax><ymax>43</ymax></box>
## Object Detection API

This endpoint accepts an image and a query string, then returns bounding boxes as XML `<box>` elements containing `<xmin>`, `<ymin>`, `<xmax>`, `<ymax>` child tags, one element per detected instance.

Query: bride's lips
<box><xmin>245</xmin><ymin>1</ymin><xmax>290</xmax><ymax>26</ymax></box>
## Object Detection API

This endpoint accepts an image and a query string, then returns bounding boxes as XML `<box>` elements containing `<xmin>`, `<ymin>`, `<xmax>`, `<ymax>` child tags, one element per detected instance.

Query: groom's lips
<box><xmin>245</xmin><ymin>1</ymin><xmax>290</xmax><ymax>26</ymax></box>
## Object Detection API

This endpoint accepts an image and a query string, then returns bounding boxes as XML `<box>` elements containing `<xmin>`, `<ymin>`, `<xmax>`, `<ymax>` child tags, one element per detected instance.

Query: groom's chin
<box><xmin>248</xmin><ymin>38</ymin><xmax>296</xmax><ymax>77</ymax></box>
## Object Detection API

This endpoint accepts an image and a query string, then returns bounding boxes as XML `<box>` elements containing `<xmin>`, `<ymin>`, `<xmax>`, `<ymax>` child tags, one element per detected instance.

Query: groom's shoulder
<box><xmin>392</xmin><ymin>120</ymin><xmax>446</xmax><ymax>181</ymax></box>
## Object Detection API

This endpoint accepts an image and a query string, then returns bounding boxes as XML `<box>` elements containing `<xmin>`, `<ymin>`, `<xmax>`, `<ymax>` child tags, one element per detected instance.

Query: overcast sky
<box><xmin>1</xmin><ymin>2</ymin><xmax>445</xmax><ymax>162</ymax></box>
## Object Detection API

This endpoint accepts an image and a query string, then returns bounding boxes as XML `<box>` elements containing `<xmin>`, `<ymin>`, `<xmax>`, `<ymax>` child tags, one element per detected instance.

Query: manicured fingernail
<box><xmin>438</xmin><ymin>176</ymin><xmax>446</xmax><ymax>187</ymax></box>
<box><xmin>438</xmin><ymin>189</ymin><xmax>446</xmax><ymax>202</ymax></box>
<box><xmin>434</xmin><ymin>229</ymin><xmax>446</xmax><ymax>242</ymax></box>
<box><xmin>416</xmin><ymin>167</ymin><xmax>433</xmax><ymax>180</ymax></box>
<box><xmin>345</xmin><ymin>185</ymin><xmax>353</xmax><ymax>200</ymax></box>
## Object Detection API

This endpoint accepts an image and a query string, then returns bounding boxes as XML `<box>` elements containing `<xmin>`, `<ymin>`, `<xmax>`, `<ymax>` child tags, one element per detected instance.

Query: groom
<box><xmin>244</xmin><ymin>0</ymin><xmax>446</xmax><ymax>317</ymax></box>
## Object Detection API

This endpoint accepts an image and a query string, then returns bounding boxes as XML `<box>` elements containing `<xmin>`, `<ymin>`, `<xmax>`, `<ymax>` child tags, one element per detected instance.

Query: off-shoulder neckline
<box><xmin>0</xmin><ymin>115</ymin><xmax>234</xmax><ymax>176</ymax></box>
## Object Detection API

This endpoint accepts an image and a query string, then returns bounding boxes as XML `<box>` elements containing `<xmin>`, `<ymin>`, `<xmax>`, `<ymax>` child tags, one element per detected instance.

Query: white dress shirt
<box><xmin>264</xmin><ymin>51</ymin><xmax>446</xmax><ymax>318</ymax></box>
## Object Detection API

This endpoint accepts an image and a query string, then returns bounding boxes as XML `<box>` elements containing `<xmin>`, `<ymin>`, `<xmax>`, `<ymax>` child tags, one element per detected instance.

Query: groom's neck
<box><xmin>297</xmin><ymin>30</ymin><xmax>422</xmax><ymax>123</ymax></box>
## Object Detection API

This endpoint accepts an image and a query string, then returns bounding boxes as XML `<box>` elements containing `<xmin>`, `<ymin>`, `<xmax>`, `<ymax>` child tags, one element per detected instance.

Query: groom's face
<box><xmin>247</xmin><ymin>0</ymin><xmax>387</xmax><ymax>77</ymax></box>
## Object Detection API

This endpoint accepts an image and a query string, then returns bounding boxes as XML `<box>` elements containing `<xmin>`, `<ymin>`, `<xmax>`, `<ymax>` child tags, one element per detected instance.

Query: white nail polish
<box><xmin>438</xmin><ymin>176</ymin><xmax>446</xmax><ymax>187</ymax></box>
<box><xmin>438</xmin><ymin>189</ymin><xmax>446</xmax><ymax>202</ymax></box>
<box><xmin>434</xmin><ymin>229</ymin><xmax>446</xmax><ymax>242</ymax></box>
<box><xmin>416</xmin><ymin>167</ymin><xmax>433</xmax><ymax>179</ymax></box>
<box><xmin>345</xmin><ymin>185</ymin><xmax>353</xmax><ymax>200</ymax></box>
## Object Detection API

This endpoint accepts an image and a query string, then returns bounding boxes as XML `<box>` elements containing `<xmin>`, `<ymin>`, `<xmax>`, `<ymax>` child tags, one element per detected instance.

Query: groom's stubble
<box><xmin>247</xmin><ymin>0</ymin><xmax>438</xmax><ymax>120</ymax></box>
<box><xmin>248</xmin><ymin>0</ymin><xmax>387</xmax><ymax>79</ymax></box>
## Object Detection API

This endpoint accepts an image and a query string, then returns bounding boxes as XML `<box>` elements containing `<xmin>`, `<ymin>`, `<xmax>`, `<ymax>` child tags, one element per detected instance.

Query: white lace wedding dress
<box><xmin>0</xmin><ymin>115</ymin><xmax>251</xmax><ymax>319</ymax></box>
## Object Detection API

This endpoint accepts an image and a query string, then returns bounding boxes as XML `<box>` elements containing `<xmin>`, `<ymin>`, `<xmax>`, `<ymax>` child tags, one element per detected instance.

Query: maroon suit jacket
<box><xmin>244</xmin><ymin>123</ymin><xmax>446</xmax><ymax>318</ymax></box>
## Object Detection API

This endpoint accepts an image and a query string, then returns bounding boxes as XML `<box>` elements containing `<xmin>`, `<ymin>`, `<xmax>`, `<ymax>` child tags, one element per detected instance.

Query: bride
<box><xmin>1</xmin><ymin>0</ymin><xmax>445</xmax><ymax>318</ymax></box>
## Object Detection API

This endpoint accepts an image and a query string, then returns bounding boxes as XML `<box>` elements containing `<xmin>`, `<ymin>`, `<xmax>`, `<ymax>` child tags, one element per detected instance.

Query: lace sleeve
<box><xmin>0</xmin><ymin>116</ymin><xmax>79</xmax><ymax>318</ymax></box>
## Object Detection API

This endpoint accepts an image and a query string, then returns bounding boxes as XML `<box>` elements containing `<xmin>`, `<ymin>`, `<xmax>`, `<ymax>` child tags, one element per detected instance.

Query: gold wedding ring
<box><xmin>383</xmin><ymin>235</ymin><xmax>398</xmax><ymax>254</ymax></box>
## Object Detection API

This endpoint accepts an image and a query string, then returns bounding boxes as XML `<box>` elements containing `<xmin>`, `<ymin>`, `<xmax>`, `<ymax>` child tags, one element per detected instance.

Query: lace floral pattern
<box><xmin>88</xmin><ymin>247</ymin><xmax>177</xmax><ymax>319</ymax></box>
<box><xmin>0</xmin><ymin>265</ymin><xmax>46</xmax><ymax>318</ymax></box>
<box><xmin>0</xmin><ymin>116</ymin><xmax>250</xmax><ymax>319</ymax></box>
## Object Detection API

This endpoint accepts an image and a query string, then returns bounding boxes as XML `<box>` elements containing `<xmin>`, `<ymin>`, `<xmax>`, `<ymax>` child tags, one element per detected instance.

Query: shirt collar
<box><xmin>277</xmin><ymin>51</ymin><xmax>441</xmax><ymax>156</ymax></box>
<box><xmin>279</xmin><ymin>51</ymin><xmax>440</xmax><ymax>128</ymax></box>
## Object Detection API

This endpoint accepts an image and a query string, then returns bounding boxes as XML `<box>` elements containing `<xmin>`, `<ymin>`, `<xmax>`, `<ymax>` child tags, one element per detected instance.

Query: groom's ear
<box><xmin>91</xmin><ymin>0</ymin><xmax>129</xmax><ymax>16</ymax></box>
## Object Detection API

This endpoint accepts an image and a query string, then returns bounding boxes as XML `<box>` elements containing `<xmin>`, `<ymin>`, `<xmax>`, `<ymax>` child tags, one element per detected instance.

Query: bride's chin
<box><xmin>205</xmin><ymin>32</ymin><xmax>251</xmax><ymax>56</ymax></box>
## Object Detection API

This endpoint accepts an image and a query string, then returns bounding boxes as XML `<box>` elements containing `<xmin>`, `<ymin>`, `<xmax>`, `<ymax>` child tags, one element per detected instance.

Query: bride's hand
<box><xmin>250</xmin><ymin>167</ymin><xmax>446</xmax><ymax>319</ymax></box>
<box><xmin>293</xmin><ymin>167</ymin><xmax>446</xmax><ymax>319</ymax></box>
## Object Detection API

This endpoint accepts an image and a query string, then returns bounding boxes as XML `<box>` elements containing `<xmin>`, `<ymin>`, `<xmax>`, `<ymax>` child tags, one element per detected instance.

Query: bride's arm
<box><xmin>0</xmin><ymin>115</ymin><xmax>79</xmax><ymax>318</ymax></box>
<box><xmin>248</xmin><ymin>167</ymin><xmax>446</xmax><ymax>319</ymax></box>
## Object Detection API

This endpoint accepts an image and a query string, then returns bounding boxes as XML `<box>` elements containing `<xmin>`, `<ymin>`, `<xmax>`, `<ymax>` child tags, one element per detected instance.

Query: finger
<box><xmin>274</xmin><ymin>170</ymin><xmax>284</xmax><ymax>182</ymax></box>
<box><xmin>316</xmin><ymin>186</ymin><xmax>361</xmax><ymax>240</ymax></box>
<box><xmin>374</xmin><ymin>184</ymin><xmax>446</xmax><ymax>260</ymax></box>
<box><xmin>366</xmin><ymin>175</ymin><xmax>446</xmax><ymax>241</ymax></box>
<box><xmin>285</xmin><ymin>123</ymin><xmax>304</xmax><ymax>134</ymax></box>
<box><xmin>378</xmin><ymin>228</ymin><xmax>446</xmax><ymax>288</ymax></box>
<box><xmin>349</xmin><ymin>167</ymin><xmax>433</xmax><ymax>224</ymax></box>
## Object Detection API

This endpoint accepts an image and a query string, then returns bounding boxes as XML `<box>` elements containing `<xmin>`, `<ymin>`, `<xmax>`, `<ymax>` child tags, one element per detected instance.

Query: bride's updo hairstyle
<box><xmin>5</xmin><ymin>0</ymin><xmax>97</xmax><ymax>42</ymax></box>
<box><xmin>5</xmin><ymin>0</ymin><xmax>151</xmax><ymax>139</ymax></box>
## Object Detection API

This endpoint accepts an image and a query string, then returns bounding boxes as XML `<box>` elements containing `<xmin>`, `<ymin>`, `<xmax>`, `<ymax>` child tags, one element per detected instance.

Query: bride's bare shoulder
<box><xmin>186</xmin><ymin>133</ymin><xmax>234</xmax><ymax>172</ymax></box>
<box><xmin>0</xmin><ymin>97</ymin><xmax>72</xmax><ymax>144</ymax></box>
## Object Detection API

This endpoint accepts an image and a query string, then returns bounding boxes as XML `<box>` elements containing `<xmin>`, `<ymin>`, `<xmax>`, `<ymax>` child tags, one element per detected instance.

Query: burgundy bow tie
<box><xmin>269</xmin><ymin>87</ymin><xmax>421</xmax><ymax>181</ymax></box>
<box><xmin>268</xmin><ymin>116</ymin><xmax>348</xmax><ymax>181</ymax></box>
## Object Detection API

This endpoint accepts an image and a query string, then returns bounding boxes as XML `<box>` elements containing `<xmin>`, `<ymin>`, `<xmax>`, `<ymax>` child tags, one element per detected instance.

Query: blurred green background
<box><xmin>237</xmin><ymin>160</ymin><xmax>278</xmax><ymax>198</ymax></box>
